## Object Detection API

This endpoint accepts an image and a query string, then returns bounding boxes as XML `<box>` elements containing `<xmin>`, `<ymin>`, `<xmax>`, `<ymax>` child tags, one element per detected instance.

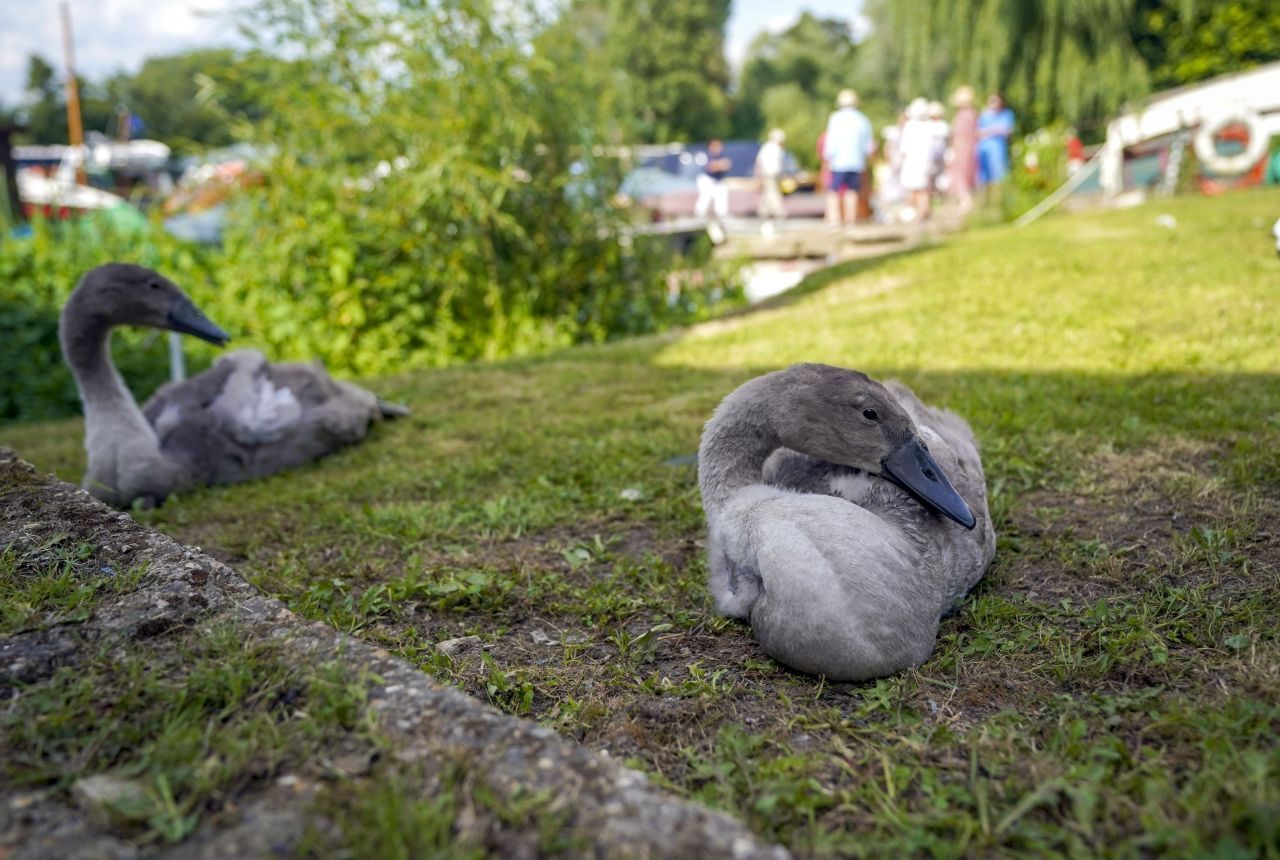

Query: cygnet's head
<box><xmin>770</xmin><ymin>364</ymin><xmax>975</xmax><ymax>528</ymax></box>
<box><xmin>65</xmin><ymin>263</ymin><xmax>230</xmax><ymax>346</ymax></box>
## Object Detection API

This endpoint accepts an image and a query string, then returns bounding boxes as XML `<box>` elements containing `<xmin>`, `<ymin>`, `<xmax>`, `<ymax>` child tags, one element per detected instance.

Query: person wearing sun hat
<box><xmin>898</xmin><ymin>98</ymin><xmax>936</xmax><ymax>220</ymax></box>
<box><xmin>754</xmin><ymin>127</ymin><xmax>788</xmax><ymax>226</ymax></box>
<box><xmin>822</xmin><ymin>88</ymin><xmax>874</xmax><ymax>225</ymax></box>
<box><xmin>948</xmin><ymin>85</ymin><xmax>978</xmax><ymax>211</ymax></box>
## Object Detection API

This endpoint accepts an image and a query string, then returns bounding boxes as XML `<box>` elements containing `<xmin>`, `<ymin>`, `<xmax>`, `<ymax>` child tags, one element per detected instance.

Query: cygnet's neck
<box><xmin>698</xmin><ymin>376</ymin><xmax>785</xmax><ymax>514</ymax></box>
<box><xmin>59</xmin><ymin>305</ymin><xmax>159</xmax><ymax>447</ymax></box>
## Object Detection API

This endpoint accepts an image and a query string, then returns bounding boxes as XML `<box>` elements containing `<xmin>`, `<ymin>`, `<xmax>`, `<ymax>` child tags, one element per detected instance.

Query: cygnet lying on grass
<box><xmin>698</xmin><ymin>363</ymin><xmax>995</xmax><ymax>681</ymax></box>
<box><xmin>60</xmin><ymin>263</ymin><xmax>406</xmax><ymax>507</ymax></box>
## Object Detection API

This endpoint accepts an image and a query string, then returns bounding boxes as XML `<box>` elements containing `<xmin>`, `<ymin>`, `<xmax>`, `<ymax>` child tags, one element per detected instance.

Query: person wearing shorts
<box><xmin>830</xmin><ymin>169</ymin><xmax>861</xmax><ymax>195</ymax></box>
<box><xmin>822</xmin><ymin>89</ymin><xmax>874</xmax><ymax>225</ymax></box>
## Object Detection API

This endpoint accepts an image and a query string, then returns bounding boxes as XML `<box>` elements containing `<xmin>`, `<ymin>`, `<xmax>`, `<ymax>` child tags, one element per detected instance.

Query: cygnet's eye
<box><xmin>862</xmin><ymin>408</ymin><xmax>879</xmax><ymax>422</ymax></box>
<box><xmin>148</xmin><ymin>280</ymin><xmax>161</xmax><ymax>291</ymax></box>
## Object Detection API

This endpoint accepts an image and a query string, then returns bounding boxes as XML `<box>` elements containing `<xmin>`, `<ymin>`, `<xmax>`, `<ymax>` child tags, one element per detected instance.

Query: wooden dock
<box><xmin>717</xmin><ymin>215</ymin><xmax>966</xmax><ymax>262</ymax></box>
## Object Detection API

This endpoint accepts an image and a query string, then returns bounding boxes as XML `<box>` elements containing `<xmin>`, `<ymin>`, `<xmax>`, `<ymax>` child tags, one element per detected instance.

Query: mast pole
<box><xmin>60</xmin><ymin>1</ymin><xmax>86</xmax><ymax>185</ymax></box>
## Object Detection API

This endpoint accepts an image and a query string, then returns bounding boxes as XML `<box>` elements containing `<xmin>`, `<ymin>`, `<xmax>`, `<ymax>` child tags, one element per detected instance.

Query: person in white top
<box><xmin>695</xmin><ymin>139</ymin><xmax>733</xmax><ymax>243</ymax></box>
<box><xmin>754</xmin><ymin>128</ymin><xmax>788</xmax><ymax>224</ymax></box>
<box><xmin>896</xmin><ymin>98</ymin><xmax>936</xmax><ymax>222</ymax></box>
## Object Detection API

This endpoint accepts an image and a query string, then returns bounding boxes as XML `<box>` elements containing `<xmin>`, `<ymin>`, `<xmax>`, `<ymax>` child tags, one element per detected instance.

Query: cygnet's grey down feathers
<box><xmin>141</xmin><ymin>349</ymin><xmax>396</xmax><ymax>488</ymax></box>
<box><xmin>698</xmin><ymin>365</ymin><xmax>995</xmax><ymax>682</ymax></box>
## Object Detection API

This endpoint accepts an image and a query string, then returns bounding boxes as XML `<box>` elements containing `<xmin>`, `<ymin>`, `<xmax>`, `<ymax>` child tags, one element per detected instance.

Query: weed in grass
<box><xmin>300</xmin><ymin>765</ymin><xmax>484</xmax><ymax>860</ymax></box>
<box><xmin>2</xmin><ymin>617</ymin><xmax>371</xmax><ymax>844</ymax></box>
<box><xmin>0</xmin><ymin>536</ymin><xmax>146</xmax><ymax>635</ymax></box>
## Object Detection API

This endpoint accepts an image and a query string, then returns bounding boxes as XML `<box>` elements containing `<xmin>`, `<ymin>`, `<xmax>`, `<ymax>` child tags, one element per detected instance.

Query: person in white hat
<box><xmin>754</xmin><ymin>128</ymin><xmax>788</xmax><ymax>226</ymax></box>
<box><xmin>822</xmin><ymin>88</ymin><xmax>874</xmax><ymax>225</ymax></box>
<box><xmin>897</xmin><ymin>98</ymin><xmax>935</xmax><ymax>221</ymax></box>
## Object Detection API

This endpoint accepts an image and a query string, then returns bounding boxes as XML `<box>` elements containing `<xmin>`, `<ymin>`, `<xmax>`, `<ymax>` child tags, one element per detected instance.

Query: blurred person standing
<box><xmin>822</xmin><ymin>89</ymin><xmax>874</xmax><ymax>226</ymax></box>
<box><xmin>977</xmin><ymin>94</ymin><xmax>1015</xmax><ymax>198</ymax></box>
<box><xmin>927</xmin><ymin>100</ymin><xmax>950</xmax><ymax>198</ymax></box>
<box><xmin>948</xmin><ymin>86</ymin><xmax>978</xmax><ymax>211</ymax></box>
<box><xmin>755</xmin><ymin>128</ymin><xmax>788</xmax><ymax>226</ymax></box>
<box><xmin>695</xmin><ymin>138</ymin><xmax>733</xmax><ymax>242</ymax></box>
<box><xmin>897</xmin><ymin>98</ymin><xmax>935</xmax><ymax>221</ymax></box>
<box><xmin>815</xmin><ymin>131</ymin><xmax>831</xmax><ymax>212</ymax></box>
<box><xmin>877</xmin><ymin>114</ymin><xmax>906</xmax><ymax>222</ymax></box>
<box><xmin>1065</xmin><ymin>128</ymin><xmax>1086</xmax><ymax>175</ymax></box>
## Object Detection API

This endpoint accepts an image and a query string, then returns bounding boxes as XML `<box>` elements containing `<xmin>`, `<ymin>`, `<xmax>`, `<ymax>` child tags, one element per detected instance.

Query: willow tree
<box><xmin>864</xmin><ymin>0</ymin><xmax>1151</xmax><ymax>128</ymax></box>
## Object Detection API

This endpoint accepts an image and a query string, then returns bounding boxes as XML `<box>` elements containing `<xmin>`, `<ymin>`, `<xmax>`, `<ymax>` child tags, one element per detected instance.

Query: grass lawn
<box><xmin>4</xmin><ymin>189</ymin><xmax>1280</xmax><ymax>856</ymax></box>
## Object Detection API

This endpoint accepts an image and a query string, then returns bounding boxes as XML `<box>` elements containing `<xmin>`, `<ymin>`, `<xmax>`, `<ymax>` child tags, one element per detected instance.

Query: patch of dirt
<box><xmin>352</xmin><ymin>441</ymin><xmax>1280</xmax><ymax>809</ymax></box>
<box><xmin>1001</xmin><ymin>442</ymin><xmax>1278</xmax><ymax>602</ymax></box>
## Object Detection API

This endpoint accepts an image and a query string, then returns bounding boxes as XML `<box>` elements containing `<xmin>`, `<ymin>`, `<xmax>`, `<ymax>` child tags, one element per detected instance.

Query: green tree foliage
<box><xmin>20</xmin><ymin>56</ymin><xmax>66</xmax><ymax>143</ymax></box>
<box><xmin>1134</xmin><ymin>0</ymin><xmax>1280</xmax><ymax>89</ymax></box>
<box><xmin>567</xmin><ymin>0</ymin><xmax>732</xmax><ymax>142</ymax></box>
<box><xmin>863</xmin><ymin>0</ymin><xmax>1150</xmax><ymax>129</ymax></box>
<box><xmin>730</xmin><ymin>14</ymin><xmax>861</xmax><ymax>168</ymax></box>
<box><xmin>15</xmin><ymin>50</ymin><xmax>283</xmax><ymax>151</ymax></box>
<box><xmin>18</xmin><ymin>55</ymin><xmax>115</xmax><ymax>145</ymax></box>
<box><xmin>207</xmin><ymin>0</ymin><xmax>733</xmax><ymax>375</ymax></box>
<box><xmin>756</xmin><ymin>84</ymin><xmax>824</xmax><ymax>172</ymax></box>
<box><xmin>104</xmin><ymin>50</ymin><xmax>284</xmax><ymax>153</ymax></box>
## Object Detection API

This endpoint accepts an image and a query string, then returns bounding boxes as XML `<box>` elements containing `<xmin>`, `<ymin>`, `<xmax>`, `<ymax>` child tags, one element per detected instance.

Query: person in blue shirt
<box><xmin>977</xmin><ymin>94</ymin><xmax>1015</xmax><ymax>190</ymax></box>
<box><xmin>695</xmin><ymin>138</ymin><xmax>733</xmax><ymax>243</ymax></box>
<box><xmin>822</xmin><ymin>89</ymin><xmax>875</xmax><ymax>225</ymax></box>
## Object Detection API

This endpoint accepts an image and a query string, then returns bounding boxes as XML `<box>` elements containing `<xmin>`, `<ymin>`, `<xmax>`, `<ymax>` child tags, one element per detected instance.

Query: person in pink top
<box><xmin>816</xmin><ymin>131</ymin><xmax>833</xmax><ymax>220</ymax></box>
<box><xmin>948</xmin><ymin>85</ymin><xmax>978</xmax><ymax>212</ymax></box>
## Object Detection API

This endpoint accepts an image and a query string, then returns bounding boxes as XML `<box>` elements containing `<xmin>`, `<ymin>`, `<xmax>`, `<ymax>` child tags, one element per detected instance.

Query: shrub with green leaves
<box><xmin>211</xmin><ymin>0</ymin><xmax>736</xmax><ymax>375</ymax></box>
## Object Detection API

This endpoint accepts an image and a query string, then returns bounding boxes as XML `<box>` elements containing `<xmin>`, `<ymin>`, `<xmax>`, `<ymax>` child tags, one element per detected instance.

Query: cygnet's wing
<box><xmin>142</xmin><ymin>360</ymin><xmax>237</xmax><ymax>444</ymax></box>
<box><xmin>206</xmin><ymin>351</ymin><xmax>303</xmax><ymax>445</ymax></box>
<box><xmin>711</xmin><ymin>484</ymin><xmax>942</xmax><ymax>681</ymax></box>
<box><xmin>762</xmin><ymin>448</ymin><xmax>832</xmax><ymax>493</ymax></box>
<box><xmin>143</xmin><ymin>350</ymin><xmax>399</xmax><ymax>488</ymax></box>
<box><xmin>263</xmin><ymin>361</ymin><xmax>385</xmax><ymax>444</ymax></box>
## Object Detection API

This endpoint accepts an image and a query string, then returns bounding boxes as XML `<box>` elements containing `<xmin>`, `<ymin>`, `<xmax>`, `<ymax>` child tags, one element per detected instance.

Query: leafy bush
<box><xmin>1005</xmin><ymin>123</ymin><xmax>1073</xmax><ymax>220</ymax></box>
<box><xmin>210</xmin><ymin>0</ymin><xmax>737</xmax><ymax>375</ymax></box>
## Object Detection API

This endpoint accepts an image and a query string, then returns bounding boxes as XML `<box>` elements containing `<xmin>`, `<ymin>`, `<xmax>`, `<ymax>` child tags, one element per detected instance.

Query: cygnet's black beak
<box><xmin>167</xmin><ymin>297</ymin><xmax>230</xmax><ymax>347</ymax></box>
<box><xmin>881</xmin><ymin>436</ymin><xmax>976</xmax><ymax>530</ymax></box>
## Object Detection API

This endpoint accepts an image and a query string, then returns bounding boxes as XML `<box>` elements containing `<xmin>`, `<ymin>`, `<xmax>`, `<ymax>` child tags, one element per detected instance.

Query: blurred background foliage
<box><xmin>559</xmin><ymin>0</ymin><xmax>734</xmax><ymax>143</ymax></box>
<box><xmin>214</xmin><ymin>0</ymin><xmax>735</xmax><ymax>374</ymax></box>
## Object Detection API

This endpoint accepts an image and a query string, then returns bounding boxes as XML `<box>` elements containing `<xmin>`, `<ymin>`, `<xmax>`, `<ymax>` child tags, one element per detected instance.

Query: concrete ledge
<box><xmin>0</xmin><ymin>450</ymin><xmax>790</xmax><ymax>859</ymax></box>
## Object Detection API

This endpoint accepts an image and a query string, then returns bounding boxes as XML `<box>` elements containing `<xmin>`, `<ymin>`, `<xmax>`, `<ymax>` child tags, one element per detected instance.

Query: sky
<box><xmin>0</xmin><ymin>0</ymin><xmax>869</xmax><ymax>107</ymax></box>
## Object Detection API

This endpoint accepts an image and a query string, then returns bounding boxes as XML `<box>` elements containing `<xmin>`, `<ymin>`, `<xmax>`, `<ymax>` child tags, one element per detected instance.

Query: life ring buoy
<box><xmin>1198</xmin><ymin>157</ymin><xmax>1265</xmax><ymax>195</ymax></box>
<box><xmin>1194</xmin><ymin>110</ymin><xmax>1271</xmax><ymax>176</ymax></box>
